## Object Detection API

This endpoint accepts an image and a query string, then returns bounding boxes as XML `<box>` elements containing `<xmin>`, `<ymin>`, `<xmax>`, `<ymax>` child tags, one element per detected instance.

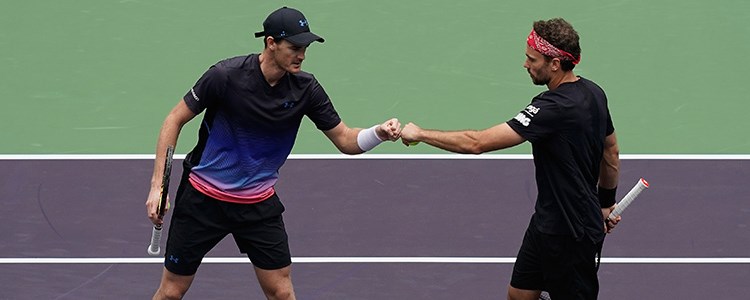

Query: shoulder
<box><xmin>216</xmin><ymin>54</ymin><xmax>255</xmax><ymax>68</ymax></box>
<box><xmin>212</xmin><ymin>54</ymin><xmax>256</xmax><ymax>74</ymax></box>
<box><xmin>289</xmin><ymin>70</ymin><xmax>317</xmax><ymax>86</ymax></box>
<box><xmin>531</xmin><ymin>90</ymin><xmax>564</xmax><ymax>110</ymax></box>
<box><xmin>536</xmin><ymin>77</ymin><xmax>603</xmax><ymax>106</ymax></box>
<box><xmin>202</xmin><ymin>54</ymin><xmax>259</xmax><ymax>85</ymax></box>
<box><xmin>287</xmin><ymin>70</ymin><xmax>324</xmax><ymax>94</ymax></box>
<box><xmin>577</xmin><ymin>77</ymin><xmax>606</xmax><ymax>94</ymax></box>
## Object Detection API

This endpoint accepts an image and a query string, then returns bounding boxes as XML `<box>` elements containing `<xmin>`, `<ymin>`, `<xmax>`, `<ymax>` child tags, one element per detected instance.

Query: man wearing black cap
<box><xmin>145</xmin><ymin>7</ymin><xmax>401</xmax><ymax>300</ymax></box>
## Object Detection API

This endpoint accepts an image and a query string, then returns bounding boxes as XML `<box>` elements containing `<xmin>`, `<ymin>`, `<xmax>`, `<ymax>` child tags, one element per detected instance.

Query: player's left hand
<box><xmin>602</xmin><ymin>205</ymin><xmax>620</xmax><ymax>233</ymax></box>
<box><xmin>377</xmin><ymin>118</ymin><xmax>402</xmax><ymax>141</ymax></box>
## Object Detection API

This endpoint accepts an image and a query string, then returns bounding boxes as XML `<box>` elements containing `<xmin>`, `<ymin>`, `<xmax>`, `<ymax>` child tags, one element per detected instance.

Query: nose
<box><xmin>297</xmin><ymin>48</ymin><xmax>306</xmax><ymax>61</ymax></box>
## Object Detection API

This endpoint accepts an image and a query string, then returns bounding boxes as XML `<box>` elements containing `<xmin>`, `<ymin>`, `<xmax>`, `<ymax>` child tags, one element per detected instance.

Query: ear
<box><xmin>267</xmin><ymin>36</ymin><xmax>277</xmax><ymax>50</ymax></box>
<box><xmin>550</xmin><ymin>58</ymin><xmax>562</xmax><ymax>72</ymax></box>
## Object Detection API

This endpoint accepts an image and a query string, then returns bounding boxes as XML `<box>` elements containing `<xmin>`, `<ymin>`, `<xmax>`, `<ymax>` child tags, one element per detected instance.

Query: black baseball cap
<box><xmin>254</xmin><ymin>7</ymin><xmax>325</xmax><ymax>46</ymax></box>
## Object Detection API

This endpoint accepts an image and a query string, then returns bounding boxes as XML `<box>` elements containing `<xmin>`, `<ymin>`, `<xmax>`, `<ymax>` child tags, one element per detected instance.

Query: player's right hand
<box><xmin>400</xmin><ymin>122</ymin><xmax>422</xmax><ymax>146</ymax></box>
<box><xmin>145</xmin><ymin>187</ymin><xmax>168</xmax><ymax>225</ymax></box>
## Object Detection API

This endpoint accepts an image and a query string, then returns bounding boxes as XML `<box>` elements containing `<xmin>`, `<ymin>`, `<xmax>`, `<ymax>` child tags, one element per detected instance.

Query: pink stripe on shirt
<box><xmin>189</xmin><ymin>174</ymin><xmax>275</xmax><ymax>204</ymax></box>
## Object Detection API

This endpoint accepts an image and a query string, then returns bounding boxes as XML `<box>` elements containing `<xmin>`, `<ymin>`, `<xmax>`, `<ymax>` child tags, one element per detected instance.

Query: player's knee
<box><xmin>260</xmin><ymin>277</ymin><xmax>295</xmax><ymax>300</ymax></box>
<box><xmin>255</xmin><ymin>265</ymin><xmax>294</xmax><ymax>299</ymax></box>
<box><xmin>263</xmin><ymin>287</ymin><xmax>294</xmax><ymax>300</ymax></box>
<box><xmin>153</xmin><ymin>287</ymin><xmax>187</xmax><ymax>300</ymax></box>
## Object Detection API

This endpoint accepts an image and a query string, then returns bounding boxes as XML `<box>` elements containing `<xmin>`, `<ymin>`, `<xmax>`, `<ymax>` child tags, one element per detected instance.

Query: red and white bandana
<box><xmin>526</xmin><ymin>29</ymin><xmax>580</xmax><ymax>65</ymax></box>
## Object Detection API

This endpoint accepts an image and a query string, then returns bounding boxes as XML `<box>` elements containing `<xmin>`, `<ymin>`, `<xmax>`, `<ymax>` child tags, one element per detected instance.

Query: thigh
<box><xmin>510</xmin><ymin>225</ymin><xmax>601</xmax><ymax>299</ymax></box>
<box><xmin>510</xmin><ymin>225</ymin><xmax>546</xmax><ymax>291</ymax></box>
<box><xmin>229</xmin><ymin>195</ymin><xmax>292</xmax><ymax>270</ymax></box>
<box><xmin>545</xmin><ymin>238</ymin><xmax>601</xmax><ymax>300</ymax></box>
<box><xmin>165</xmin><ymin>181</ymin><xmax>229</xmax><ymax>275</ymax></box>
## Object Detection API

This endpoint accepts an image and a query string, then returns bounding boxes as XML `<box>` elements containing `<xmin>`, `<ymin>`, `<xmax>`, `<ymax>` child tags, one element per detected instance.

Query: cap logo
<box><xmin>280</xmin><ymin>30</ymin><xmax>287</xmax><ymax>37</ymax></box>
<box><xmin>299</xmin><ymin>19</ymin><xmax>308</xmax><ymax>27</ymax></box>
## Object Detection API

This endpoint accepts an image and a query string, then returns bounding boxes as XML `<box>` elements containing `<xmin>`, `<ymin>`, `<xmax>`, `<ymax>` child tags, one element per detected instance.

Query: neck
<box><xmin>547</xmin><ymin>71</ymin><xmax>578</xmax><ymax>90</ymax></box>
<box><xmin>258</xmin><ymin>52</ymin><xmax>285</xmax><ymax>86</ymax></box>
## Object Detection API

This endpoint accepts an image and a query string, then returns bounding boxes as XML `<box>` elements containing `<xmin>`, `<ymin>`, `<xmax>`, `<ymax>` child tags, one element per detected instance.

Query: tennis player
<box><xmin>144</xmin><ymin>7</ymin><xmax>401</xmax><ymax>300</ymax></box>
<box><xmin>400</xmin><ymin>18</ymin><xmax>620</xmax><ymax>300</ymax></box>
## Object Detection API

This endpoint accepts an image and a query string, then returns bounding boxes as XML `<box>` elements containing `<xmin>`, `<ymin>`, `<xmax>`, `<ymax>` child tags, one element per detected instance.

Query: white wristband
<box><xmin>357</xmin><ymin>125</ymin><xmax>384</xmax><ymax>152</ymax></box>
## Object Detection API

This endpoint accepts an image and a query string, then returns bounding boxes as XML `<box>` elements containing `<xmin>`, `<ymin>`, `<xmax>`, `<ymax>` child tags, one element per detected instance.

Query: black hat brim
<box><xmin>285</xmin><ymin>32</ymin><xmax>325</xmax><ymax>46</ymax></box>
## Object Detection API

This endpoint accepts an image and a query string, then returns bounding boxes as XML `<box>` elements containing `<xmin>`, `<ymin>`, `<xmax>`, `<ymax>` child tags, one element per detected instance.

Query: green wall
<box><xmin>2</xmin><ymin>0</ymin><xmax>748</xmax><ymax>154</ymax></box>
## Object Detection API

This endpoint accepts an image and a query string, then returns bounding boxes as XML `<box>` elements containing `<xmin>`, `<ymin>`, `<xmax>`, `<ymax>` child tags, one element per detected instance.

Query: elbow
<box><xmin>462</xmin><ymin>141</ymin><xmax>486</xmax><ymax>155</ymax></box>
<box><xmin>607</xmin><ymin>144</ymin><xmax>620</xmax><ymax>159</ymax></box>
<box><xmin>337</xmin><ymin>145</ymin><xmax>362</xmax><ymax>155</ymax></box>
<box><xmin>602</xmin><ymin>145</ymin><xmax>620</xmax><ymax>172</ymax></box>
<box><xmin>464</xmin><ymin>146</ymin><xmax>484</xmax><ymax>155</ymax></box>
<box><xmin>341</xmin><ymin>149</ymin><xmax>363</xmax><ymax>155</ymax></box>
<box><xmin>338</xmin><ymin>143</ymin><xmax>365</xmax><ymax>155</ymax></box>
<box><xmin>461</xmin><ymin>131</ymin><xmax>498</xmax><ymax>154</ymax></box>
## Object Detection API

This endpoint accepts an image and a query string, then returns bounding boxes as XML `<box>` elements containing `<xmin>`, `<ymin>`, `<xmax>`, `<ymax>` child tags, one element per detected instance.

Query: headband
<box><xmin>526</xmin><ymin>29</ymin><xmax>580</xmax><ymax>65</ymax></box>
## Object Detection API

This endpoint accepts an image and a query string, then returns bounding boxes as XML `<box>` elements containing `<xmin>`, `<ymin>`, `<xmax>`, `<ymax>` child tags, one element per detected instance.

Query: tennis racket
<box><xmin>539</xmin><ymin>178</ymin><xmax>650</xmax><ymax>300</ymax></box>
<box><xmin>607</xmin><ymin>177</ymin><xmax>649</xmax><ymax>222</ymax></box>
<box><xmin>147</xmin><ymin>145</ymin><xmax>175</xmax><ymax>256</ymax></box>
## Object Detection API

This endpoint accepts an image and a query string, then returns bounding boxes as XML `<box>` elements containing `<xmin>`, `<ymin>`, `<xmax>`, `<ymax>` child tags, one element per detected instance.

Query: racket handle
<box><xmin>608</xmin><ymin>178</ymin><xmax>649</xmax><ymax>220</ymax></box>
<box><xmin>147</xmin><ymin>224</ymin><xmax>162</xmax><ymax>256</ymax></box>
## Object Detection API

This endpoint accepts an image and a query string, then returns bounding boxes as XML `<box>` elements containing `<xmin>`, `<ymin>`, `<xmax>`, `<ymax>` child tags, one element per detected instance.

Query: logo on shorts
<box><xmin>169</xmin><ymin>255</ymin><xmax>180</xmax><ymax>264</ymax></box>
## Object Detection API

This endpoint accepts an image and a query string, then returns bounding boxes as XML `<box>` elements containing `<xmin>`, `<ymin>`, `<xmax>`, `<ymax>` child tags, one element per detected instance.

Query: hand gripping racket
<box><xmin>607</xmin><ymin>177</ymin><xmax>650</xmax><ymax>222</ymax></box>
<box><xmin>147</xmin><ymin>145</ymin><xmax>175</xmax><ymax>256</ymax></box>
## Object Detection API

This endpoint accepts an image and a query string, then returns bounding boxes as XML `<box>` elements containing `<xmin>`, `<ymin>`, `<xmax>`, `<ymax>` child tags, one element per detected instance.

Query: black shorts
<box><xmin>164</xmin><ymin>177</ymin><xmax>291</xmax><ymax>275</ymax></box>
<box><xmin>510</xmin><ymin>223</ymin><xmax>603</xmax><ymax>300</ymax></box>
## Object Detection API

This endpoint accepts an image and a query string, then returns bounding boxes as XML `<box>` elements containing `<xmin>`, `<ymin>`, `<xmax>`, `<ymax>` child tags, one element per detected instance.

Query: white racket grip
<box><xmin>608</xmin><ymin>178</ymin><xmax>649</xmax><ymax>220</ymax></box>
<box><xmin>147</xmin><ymin>224</ymin><xmax>162</xmax><ymax>256</ymax></box>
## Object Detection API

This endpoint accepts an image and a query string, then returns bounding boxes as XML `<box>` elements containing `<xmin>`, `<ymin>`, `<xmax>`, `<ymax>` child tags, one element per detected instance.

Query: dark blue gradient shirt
<box><xmin>182</xmin><ymin>54</ymin><xmax>341</xmax><ymax>203</ymax></box>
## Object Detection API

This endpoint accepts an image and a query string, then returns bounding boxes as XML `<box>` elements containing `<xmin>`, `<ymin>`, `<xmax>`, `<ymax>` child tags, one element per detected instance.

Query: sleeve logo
<box><xmin>190</xmin><ymin>88</ymin><xmax>200</xmax><ymax>101</ymax></box>
<box><xmin>514</xmin><ymin>105</ymin><xmax>540</xmax><ymax>127</ymax></box>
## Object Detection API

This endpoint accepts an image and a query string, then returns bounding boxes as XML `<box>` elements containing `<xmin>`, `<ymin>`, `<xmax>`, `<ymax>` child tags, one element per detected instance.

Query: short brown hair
<box><xmin>533</xmin><ymin>18</ymin><xmax>581</xmax><ymax>71</ymax></box>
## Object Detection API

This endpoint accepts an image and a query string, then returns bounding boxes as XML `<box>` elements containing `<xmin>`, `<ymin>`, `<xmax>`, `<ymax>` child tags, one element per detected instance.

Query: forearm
<box><xmin>598</xmin><ymin>133</ymin><xmax>620</xmax><ymax>189</ymax></box>
<box><xmin>402</xmin><ymin>122</ymin><xmax>524</xmax><ymax>154</ymax></box>
<box><xmin>326</xmin><ymin>119</ymin><xmax>400</xmax><ymax>155</ymax></box>
<box><xmin>343</xmin><ymin>127</ymin><xmax>370</xmax><ymax>155</ymax></box>
<box><xmin>150</xmin><ymin>103</ymin><xmax>193</xmax><ymax>188</ymax></box>
<box><xmin>599</xmin><ymin>154</ymin><xmax>619</xmax><ymax>189</ymax></box>
<box><xmin>597</xmin><ymin>133</ymin><xmax>620</xmax><ymax>209</ymax></box>
<box><xmin>150</xmin><ymin>118</ymin><xmax>182</xmax><ymax>188</ymax></box>
<box><xmin>419</xmin><ymin>129</ymin><xmax>484</xmax><ymax>154</ymax></box>
<box><xmin>324</xmin><ymin>123</ymin><xmax>372</xmax><ymax>155</ymax></box>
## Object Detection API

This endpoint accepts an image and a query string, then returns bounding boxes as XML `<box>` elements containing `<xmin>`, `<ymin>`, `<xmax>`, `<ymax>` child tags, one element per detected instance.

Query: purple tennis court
<box><xmin>1</xmin><ymin>156</ymin><xmax>748</xmax><ymax>299</ymax></box>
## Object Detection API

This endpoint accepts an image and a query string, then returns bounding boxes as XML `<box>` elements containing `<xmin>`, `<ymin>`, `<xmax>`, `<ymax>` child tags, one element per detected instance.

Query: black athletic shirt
<box><xmin>181</xmin><ymin>54</ymin><xmax>341</xmax><ymax>203</ymax></box>
<box><xmin>507</xmin><ymin>77</ymin><xmax>614</xmax><ymax>242</ymax></box>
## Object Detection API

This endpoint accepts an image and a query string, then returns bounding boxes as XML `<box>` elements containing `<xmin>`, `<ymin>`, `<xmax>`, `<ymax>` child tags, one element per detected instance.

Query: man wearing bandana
<box><xmin>400</xmin><ymin>18</ymin><xmax>621</xmax><ymax>299</ymax></box>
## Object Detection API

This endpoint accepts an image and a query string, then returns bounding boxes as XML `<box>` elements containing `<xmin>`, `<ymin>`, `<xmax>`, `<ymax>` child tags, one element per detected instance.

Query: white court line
<box><xmin>1</xmin><ymin>257</ymin><xmax>749</xmax><ymax>264</ymax></box>
<box><xmin>0</xmin><ymin>154</ymin><xmax>749</xmax><ymax>160</ymax></box>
